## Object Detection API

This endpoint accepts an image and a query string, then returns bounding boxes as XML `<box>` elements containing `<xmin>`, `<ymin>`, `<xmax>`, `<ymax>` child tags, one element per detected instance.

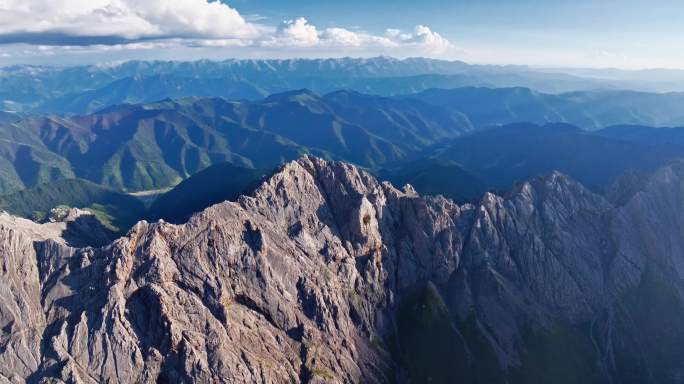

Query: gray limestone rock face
<box><xmin>1</xmin><ymin>157</ymin><xmax>684</xmax><ymax>383</ymax></box>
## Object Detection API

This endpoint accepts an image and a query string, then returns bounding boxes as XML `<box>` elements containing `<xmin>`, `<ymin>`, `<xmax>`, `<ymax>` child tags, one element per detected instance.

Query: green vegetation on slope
<box><xmin>457</xmin><ymin>314</ymin><xmax>507</xmax><ymax>384</ymax></box>
<box><xmin>612</xmin><ymin>268</ymin><xmax>684</xmax><ymax>384</ymax></box>
<box><xmin>148</xmin><ymin>162</ymin><xmax>267</xmax><ymax>224</ymax></box>
<box><xmin>0</xmin><ymin>162</ymin><xmax>268</xmax><ymax>235</ymax></box>
<box><xmin>510</xmin><ymin>323</ymin><xmax>605</xmax><ymax>384</ymax></box>
<box><xmin>396</xmin><ymin>282</ymin><xmax>472</xmax><ymax>384</ymax></box>
<box><xmin>379</xmin><ymin>158</ymin><xmax>490</xmax><ymax>203</ymax></box>
<box><xmin>395</xmin><ymin>283</ymin><xmax>606</xmax><ymax>384</ymax></box>
<box><xmin>0</xmin><ymin>178</ymin><xmax>146</xmax><ymax>233</ymax></box>
<box><xmin>0</xmin><ymin>91</ymin><xmax>468</xmax><ymax>192</ymax></box>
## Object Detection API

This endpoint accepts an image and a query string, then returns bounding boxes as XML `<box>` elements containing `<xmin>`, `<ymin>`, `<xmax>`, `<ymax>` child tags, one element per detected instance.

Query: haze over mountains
<box><xmin>3</xmin><ymin>55</ymin><xmax>684</xmax><ymax>383</ymax></box>
<box><xmin>406</xmin><ymin>87</ymin><xmax>684</xmax><ymax>130</ymax></box>
<box><xmin>4</xmin><ymin>57</ymin><xmax>684</xmax><ymax>115</ymax></box>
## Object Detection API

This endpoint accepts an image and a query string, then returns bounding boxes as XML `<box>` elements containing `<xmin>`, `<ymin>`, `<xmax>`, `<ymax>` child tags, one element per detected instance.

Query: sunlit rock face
<box><xmin>2</xmin><ymin>156</ymin><xmax>684</xmax><ymax>383</ymax></box>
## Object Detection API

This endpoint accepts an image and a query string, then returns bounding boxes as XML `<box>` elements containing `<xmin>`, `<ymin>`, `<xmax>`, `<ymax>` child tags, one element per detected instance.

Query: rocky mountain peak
<box><xmin>2</xmin><ymin>157</ymin><xmax>684</xmax><ymax>383</ymax></box>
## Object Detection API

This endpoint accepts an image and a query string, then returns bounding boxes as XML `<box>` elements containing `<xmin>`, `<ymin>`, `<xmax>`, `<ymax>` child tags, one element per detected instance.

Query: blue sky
<box><xmin>230</xmin><ymin>0</ymin><xmax>684</xmax><ymax>68</ymax></box>
<box><xmin>0</xmin><ymin>0</ymin><xmax>682</xmax><ymax>68</ymax></box>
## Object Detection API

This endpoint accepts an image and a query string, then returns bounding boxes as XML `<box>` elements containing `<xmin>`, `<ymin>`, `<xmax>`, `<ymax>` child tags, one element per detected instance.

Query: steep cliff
<box><xmin>1</xmin><ymin>157</ymin><xmax>684</xmax><ymax>383</ymax></box>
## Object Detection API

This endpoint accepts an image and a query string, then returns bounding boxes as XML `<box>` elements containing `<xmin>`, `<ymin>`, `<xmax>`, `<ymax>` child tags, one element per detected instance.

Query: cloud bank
<box><xmin>0</xmin><ymin>0</ymin><xmax>453</xmax><ymax>57</ymax></box>
<box><xmin>0</xmin><ymin>0</ymin><xmax>258</xmax><ymax>44</ymax></box>
<box><xmin>266</xmin><ymin>18</ymin><xmax>451</xmax><ymax>53</ymax></box>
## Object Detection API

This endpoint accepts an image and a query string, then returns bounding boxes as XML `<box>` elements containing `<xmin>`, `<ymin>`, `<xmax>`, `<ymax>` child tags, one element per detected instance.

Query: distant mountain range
<box><xmin>596</xmin><ymin>124</ymin><xmax>684</xmax><ymax>145</ymax></box>
<box><xmin>432</xmin><ymin>123</ymin><xmax>684</xmax><ymax>190</ymax></box>
<box><xmin>4</xmin><ymin>73</ymin><xmax>684</xmax><ymax>236</ymax></box>
<box><xmin>405</xmin><ymin>87</ymin><xmax>684</xmax><ymax>130</ymax></box>
<box><xmin>380</xmin><ymin>123</ymin><xmax>684</xmax><ymax>200</ymax></box>
<box><xmin>3</xmin><ymin>121</ymin><xmax>684</xmax><ymax>239</ymax></box>
<box><xmin>0</xmin><ymin>90</ymin><xmax>473</xmax><ymax>194</ymax></box>
<box><xmin>3</xmin><ymin>88</ymin><xmax>684</xmax><ymax>198</ymax></box>
<box><xmin>4</xmin><ymin>57</ymin><xmax>684</xmax><ymax>114</ymax></box>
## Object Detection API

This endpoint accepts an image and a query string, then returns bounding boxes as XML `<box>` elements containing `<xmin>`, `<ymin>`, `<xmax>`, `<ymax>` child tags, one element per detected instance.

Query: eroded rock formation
<box><xmin>2</xmin><ymin>157</ymin><xmax>684</xmax><ymax>383</ymax></box>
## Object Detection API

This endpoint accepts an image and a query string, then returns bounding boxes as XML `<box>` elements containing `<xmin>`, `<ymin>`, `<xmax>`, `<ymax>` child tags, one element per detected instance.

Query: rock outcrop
<box><xmin>2</xmin><ymin>156</ymin><xmax>684</xmax><ymax>383</ymax></box>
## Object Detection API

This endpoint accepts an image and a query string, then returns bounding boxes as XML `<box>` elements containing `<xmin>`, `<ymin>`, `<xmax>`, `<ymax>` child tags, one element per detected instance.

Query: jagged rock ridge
<box><xmin>1</xmin><ymin>156</ymin><xmax>684</xmax><ymax>383</ymax></box>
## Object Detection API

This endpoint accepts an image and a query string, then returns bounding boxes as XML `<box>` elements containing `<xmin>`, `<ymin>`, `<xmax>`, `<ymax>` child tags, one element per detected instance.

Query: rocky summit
<box><xmin>1</xmin><ymin>156</ymin><xmax>684</xmax><ymax>383</ymax></box>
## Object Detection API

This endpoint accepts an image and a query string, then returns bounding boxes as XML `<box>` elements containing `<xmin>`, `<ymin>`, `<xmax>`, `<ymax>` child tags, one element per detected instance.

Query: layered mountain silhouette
<box><xmin>404</xmin><ymin>87</ymin><xmax>684</xmax><ymax>130</ymax></box>
<box><xmin>4</xmin><ymin>88</ymin><xmax>684</xmax><ymax>197</ymax></box>
<box><xmin>4</xmin><ymin>57</ymin><xmax>684</xmax><ymax>114</ymax></box>
<box><xmin>2</xmin><ymin>89</ymin><xmax>684</xmax><ymax>239</ymax></box>
<box><xmin>431</xmin><ymin>123</ymin><xmax>684</xmax><ymax>190</ymax></box>
<box><xmin>0</xmin><ymin>90</ymin><xmax>472</xmax><ymax>194</ymax></box>
<box><xmin>597</xmin><ymin>124</ymin><xmax>684</xmax><ymax>144</ymax></box>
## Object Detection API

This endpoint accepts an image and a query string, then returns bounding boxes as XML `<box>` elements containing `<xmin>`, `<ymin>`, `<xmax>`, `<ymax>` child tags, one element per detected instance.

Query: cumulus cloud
<box><xmin>0</xmin><ymin>0</ymin><xmax>258</xmax><ymax>45</ymax></box>
<box><xmin>322</xmin><ymin>28</ymin><xmax>395</xmax><ymax>48</ymax></box>
<box><xmin>385</xmin><ymin>25</ymin><xmax>452</xmax><ymax>54</ymax></box>
<box><xmin>264</xmin><ymin>19</ymin><xmax>393</xmax><ymax>48</ymax></box>
<box><xmin>273</xmin><ymin>18</ymin><xmax>320</xmax><ymax>47</ymax></box>
<box><xmin>264</xmin><ymin>18</ymin><xmax>451</xmax><ymax>54</ymax></box>
<box><xmin>0</xmin><ymin>0</ymin><xmax>454</xmax><ymax>57</ymax></box>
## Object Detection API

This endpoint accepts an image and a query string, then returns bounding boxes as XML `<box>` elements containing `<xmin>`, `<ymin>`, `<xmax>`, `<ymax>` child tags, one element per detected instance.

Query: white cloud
<box><xmin>323</xmin><ymin>27</ymin><xmax>365</xmax><ymax>47</ymax></box>
<box><xmin>322</xmin><ymin>27</ymin><xmax>395</xmax><ymax>48</ymax></box>
<box><xmin>386</xmin><ymin>25</ymin><xmax>452</xmax><ymax>54</ymax></box>
<box><xmin>262</xmin><ymin>18</ymin><xmax>452</xmax><ymax>55</ymax></box>
<box><xmin>272</xmin><ymin>17</ymin><xmax>320</xmax><ymax>47</ymax></box>
<box><xmin>0</xmin><ymin>0</ymin><xmax>258</xmax><ymax>44</ymax></box>
<box><xmin>0</xmin><ymin>0</ymin><xmax>454</xmax><ymax>58</ymax></box>
<box><xmin>267</xmin><ymin>20</ymin><xmax>395</xmax><ymax>49</ymax></box>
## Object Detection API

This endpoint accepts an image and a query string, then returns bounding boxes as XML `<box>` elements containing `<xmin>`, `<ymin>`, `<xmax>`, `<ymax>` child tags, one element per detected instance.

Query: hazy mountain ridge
<box><xmin>2</xmin><ymin>157</ymin><xmax>684</xmax><ymax>383</ymax></box>
<box><xmin>597</xmin><ymin>124</ymin><xmax>684</xmax><ymax>144</ymax></box>
<box><xmin>406</xmin><ymin>87</ymin><xmax>684</xmax><ymax>130</ymax></box>
<box><xmin>430</xmin><ymin>122</ymin><xmax>684</xmax><ymax>190</ymax></box>
<box><xmin>3</xmin><ymin>57</ymin><xmax>682</xmax><ymax>114</ymax></box>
